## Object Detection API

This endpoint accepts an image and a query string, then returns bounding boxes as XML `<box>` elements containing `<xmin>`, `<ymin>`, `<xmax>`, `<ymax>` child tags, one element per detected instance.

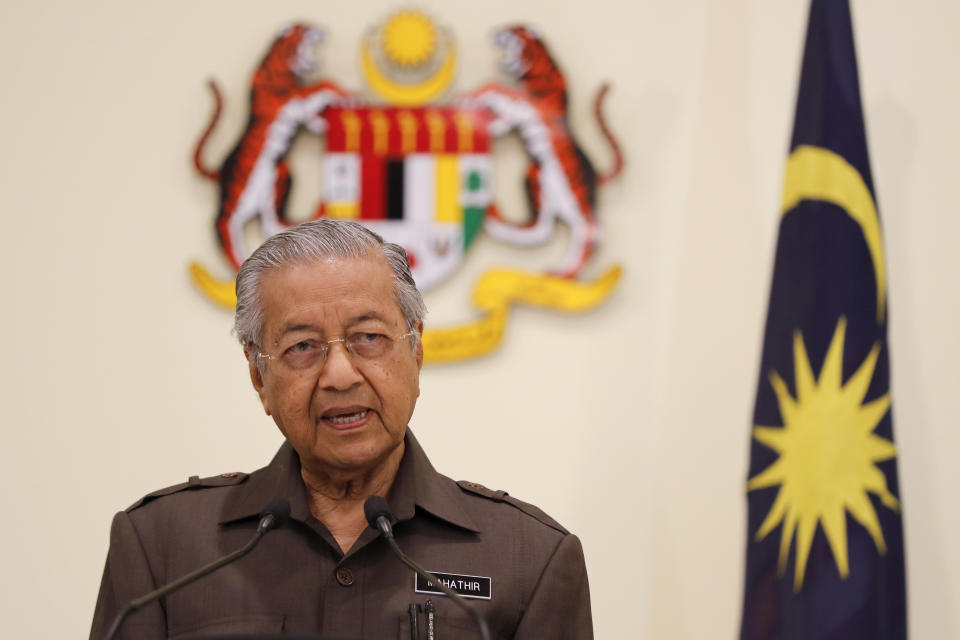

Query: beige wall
<box><xmin>1</xmin><ymin>0</ymin><xmax>957</xmax><ymax>637</ymax></box>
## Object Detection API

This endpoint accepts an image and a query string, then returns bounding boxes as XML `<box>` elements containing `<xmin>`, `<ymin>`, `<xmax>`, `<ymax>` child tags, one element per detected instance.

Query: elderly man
<box><xmin>90</xmin><ymin>220</ymin><xmax>593</xmax><ymax>639</ymax></box>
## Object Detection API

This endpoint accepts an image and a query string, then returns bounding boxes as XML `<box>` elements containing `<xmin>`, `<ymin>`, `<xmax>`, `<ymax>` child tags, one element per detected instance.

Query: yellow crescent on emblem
<box><xmin>781</xmin><ymin>144</ymin><xmax>887</xmax><ymax>322</ymax></box>
<box><xmin>361</xmin><ymin>34</ymin><xmax>457</xmax><ymax>106</ymax></box>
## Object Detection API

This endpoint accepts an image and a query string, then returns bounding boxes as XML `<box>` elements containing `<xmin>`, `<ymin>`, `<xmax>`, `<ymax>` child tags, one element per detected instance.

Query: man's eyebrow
<box><xmin>276</xmin><ymin>323</ymin><xmax>318</xmax><ymax>337</ymax></box>
<box><xmin>275</xmin><ymin>314</ymin><xmax>388</xmax><ymax>338</ymax></box>
<box><xmin>348</xmin><ymin>312</ymin><xmax>387</xmax><ymax>325</ymax></box>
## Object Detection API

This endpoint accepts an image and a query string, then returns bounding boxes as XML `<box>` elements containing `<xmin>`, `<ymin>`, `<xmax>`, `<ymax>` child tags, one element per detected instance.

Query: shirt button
<box><xmin>335</xmin><ymin>567</ymin><xmax>355</xmax><ymax>587</ymax></box>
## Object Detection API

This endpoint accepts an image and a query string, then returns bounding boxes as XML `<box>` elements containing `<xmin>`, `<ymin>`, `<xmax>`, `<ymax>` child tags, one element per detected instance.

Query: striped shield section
<box><xmin>321</xmin><ymin>107</ymin><xmax>492</xmax><ymax>290</ymax></box>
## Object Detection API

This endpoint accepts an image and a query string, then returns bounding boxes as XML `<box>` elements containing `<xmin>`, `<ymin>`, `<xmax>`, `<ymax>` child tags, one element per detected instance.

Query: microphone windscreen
<box><xmin>363</xmin><ymin>495</ymin><xmax>393</xmax><ymax>528</ymax></box>
<box><xmin>260</xmin><ymin>498</ymin><xmax>291</xmax><ymax>527</ymax></box>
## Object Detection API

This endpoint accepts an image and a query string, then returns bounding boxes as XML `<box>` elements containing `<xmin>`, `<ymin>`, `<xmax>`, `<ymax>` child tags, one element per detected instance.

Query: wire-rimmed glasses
<box><xmin>256</xmin><ymin>331</ymin><xmax>418</xmax><ymax>373</ymax></box>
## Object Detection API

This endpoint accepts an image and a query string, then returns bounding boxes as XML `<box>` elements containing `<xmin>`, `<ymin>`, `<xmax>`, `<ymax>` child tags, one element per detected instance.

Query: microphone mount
<box><xmin>364</xmin><ymin>496</ymin><xmax>492</xmax><ymax>640</ymax></box>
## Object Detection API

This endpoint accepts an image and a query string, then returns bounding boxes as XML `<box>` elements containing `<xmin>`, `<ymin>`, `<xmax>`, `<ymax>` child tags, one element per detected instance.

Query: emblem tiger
<box><xmin>465</xmin><ymin>25</ymin><xmax>623</xmax><ymax>278</ymax></box>
<box><xmin>193</xmin><ymin>24</ymin><xmax>350</xmax><ymax>270</ymax></box>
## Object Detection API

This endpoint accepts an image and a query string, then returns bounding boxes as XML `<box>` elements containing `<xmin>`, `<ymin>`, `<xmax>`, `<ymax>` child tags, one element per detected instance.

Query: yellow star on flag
<box><xmin>748</xmin><ymin>316</ymin><xmax>899</xmax><ymax>591</ymax></box>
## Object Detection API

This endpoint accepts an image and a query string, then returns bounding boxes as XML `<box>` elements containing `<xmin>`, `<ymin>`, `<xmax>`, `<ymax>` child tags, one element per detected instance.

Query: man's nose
<box><xmin>318</xmin><ymin>341</ymin><xmax>363</xmax><ymax>390</ymax></box>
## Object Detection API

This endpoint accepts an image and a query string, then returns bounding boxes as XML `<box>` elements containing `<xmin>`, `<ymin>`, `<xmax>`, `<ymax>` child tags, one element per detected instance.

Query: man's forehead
<box><xmin>258</xmin><ymin>253</ymin><xmax>404</xmax><ymax>329</ymax></box>
<box><xmin>260</xmin><ymin>252</ymin><xmax>392</xmax><ymax>290</ymax></box>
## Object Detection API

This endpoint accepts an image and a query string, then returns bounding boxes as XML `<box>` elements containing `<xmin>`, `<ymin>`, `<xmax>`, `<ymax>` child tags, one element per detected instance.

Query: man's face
<box><xmin>248</xmin><ymin>251</ymin><xmax>423</xmax><ymax>476</ymax></box>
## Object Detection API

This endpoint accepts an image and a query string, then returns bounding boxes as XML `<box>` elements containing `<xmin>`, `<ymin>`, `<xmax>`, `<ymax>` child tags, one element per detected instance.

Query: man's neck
<box><xmin>300</xmin><ymin>441</ymin><xmax>405</xmax><ymax>554</ymax></box>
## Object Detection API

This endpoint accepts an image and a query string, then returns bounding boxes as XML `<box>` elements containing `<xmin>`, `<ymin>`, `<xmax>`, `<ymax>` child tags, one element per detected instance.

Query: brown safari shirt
<box><xmin>90</xmin><ymin>431</ymin><xmax>593</xmax><ymax>639</ymax></box>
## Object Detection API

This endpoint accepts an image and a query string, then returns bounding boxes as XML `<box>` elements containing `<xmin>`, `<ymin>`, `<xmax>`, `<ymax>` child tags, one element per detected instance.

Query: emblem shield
<box><xmin>321</xmin><ymin>106</ymin><xmax>492</xmax><ymax>291</ymax></box>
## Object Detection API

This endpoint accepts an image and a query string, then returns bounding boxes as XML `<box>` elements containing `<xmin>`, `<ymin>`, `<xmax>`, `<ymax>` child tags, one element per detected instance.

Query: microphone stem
<box><xmin>381</xmin><ymin>531</ymin><xmax>492</xmax><ymax>640</ymax></box>
<box><xmin>103</xmin><ymin>527</ymin><xmax>267</xmax><ymax>640</ymax></box>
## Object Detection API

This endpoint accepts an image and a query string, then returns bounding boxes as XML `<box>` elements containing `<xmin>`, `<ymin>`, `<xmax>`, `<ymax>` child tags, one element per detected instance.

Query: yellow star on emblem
<box><xmin>748</xmin><ymin>316</ymin><xmax>899</xmax><ymax>591</ymax></box>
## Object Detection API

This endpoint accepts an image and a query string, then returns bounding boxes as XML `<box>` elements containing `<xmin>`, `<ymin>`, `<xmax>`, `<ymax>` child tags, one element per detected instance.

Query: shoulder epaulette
<box><xmin>126</xmin><ymin>471</ymin><xmax>250</xmax><ymax>512</ymax></box>
<box><xmin>456</xmin><ymin>480</ymin><xmax>568</xmax><ymax>535</ymax></box>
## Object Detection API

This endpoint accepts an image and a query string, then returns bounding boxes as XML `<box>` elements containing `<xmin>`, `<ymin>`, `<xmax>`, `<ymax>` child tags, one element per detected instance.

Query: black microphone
<box><xmin>363</xmin><ymin>496</ymin><xmax>492</xmax><ymax>640</ymax></box>
<box><xmin>103</xmin><ymin>499</ymin><xmax>291</xmax><ymax>640</ymax></box>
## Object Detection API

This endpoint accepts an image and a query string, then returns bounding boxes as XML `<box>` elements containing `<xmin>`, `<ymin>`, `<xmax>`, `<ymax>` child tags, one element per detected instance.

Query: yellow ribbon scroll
<box><xmin>190</xmin><ymin>261</ymin><xmax>237</xmax><ymax>309</ymax></box>
<box><xmin>189</xmin><ymin>261</ymin><xmax>622</xmax><ymax>363</ymax></box>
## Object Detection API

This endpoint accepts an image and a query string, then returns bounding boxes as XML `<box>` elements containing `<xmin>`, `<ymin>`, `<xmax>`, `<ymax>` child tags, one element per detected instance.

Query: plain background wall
<box><xmin>1</xmin><ymin>0</ymin><xmax>957</xmax><ymax>637</ymax></box>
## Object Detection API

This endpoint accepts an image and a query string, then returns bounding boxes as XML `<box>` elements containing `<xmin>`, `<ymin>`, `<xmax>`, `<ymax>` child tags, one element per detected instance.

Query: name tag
<box><xmin>415</xmin><ymin>571</ymin><xmax>492</xmax><ymax>600</ymax></box>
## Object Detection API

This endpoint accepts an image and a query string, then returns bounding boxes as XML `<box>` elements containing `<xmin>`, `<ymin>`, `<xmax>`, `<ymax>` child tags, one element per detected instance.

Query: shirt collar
<box><xmin>219</xmin><ymin>430</ymin><xmax>480</xmax><ymax>534</ymax></box>
<box><xmin>388</xmin><ymin>430</ymin><xmax>480</xmax><ymax>533</ymax></box>
<box><xmin>219</xmin><ymin>441</ymin><xmax>307</xmax><ymax>525</ymax></box>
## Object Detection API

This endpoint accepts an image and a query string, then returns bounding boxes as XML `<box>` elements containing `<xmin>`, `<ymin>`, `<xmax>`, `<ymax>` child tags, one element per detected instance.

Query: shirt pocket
<box><xmin>167</xmin><ymin>613</ymin><xmax>285</xmax><ymax>638</ymax></box>
<box><xmin>398</xmin><ymin>612</ymin><xmax>493</xmax><ymax>639</ymax></box>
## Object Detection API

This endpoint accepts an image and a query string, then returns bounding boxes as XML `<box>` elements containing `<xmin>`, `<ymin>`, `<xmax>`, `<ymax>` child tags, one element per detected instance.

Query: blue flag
<box><xmin>740</xmin><ymin>1</ymin><xmax>907</xmax><ymax>638</ymax></box>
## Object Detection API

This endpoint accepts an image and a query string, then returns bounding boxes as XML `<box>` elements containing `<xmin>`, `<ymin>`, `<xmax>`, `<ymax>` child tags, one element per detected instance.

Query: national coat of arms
<box><xmin>190</xmin><ymin>11</ymin><xmax>624</xmax><ymax>363</ymax></box>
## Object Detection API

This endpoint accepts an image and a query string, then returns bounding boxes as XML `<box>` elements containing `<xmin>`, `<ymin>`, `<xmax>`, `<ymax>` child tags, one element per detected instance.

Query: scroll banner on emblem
<box><xmin>188</xmin><ymin>263</ymin><xmax>621</xmax><ymax>363</ymax></box>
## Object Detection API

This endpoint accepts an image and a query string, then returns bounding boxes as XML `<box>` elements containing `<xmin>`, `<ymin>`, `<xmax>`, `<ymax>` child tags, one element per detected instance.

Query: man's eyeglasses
<box><xmin>256</xmin><ymin>331</ymin><xmax>418</xmax><ymax>373</ymax></box>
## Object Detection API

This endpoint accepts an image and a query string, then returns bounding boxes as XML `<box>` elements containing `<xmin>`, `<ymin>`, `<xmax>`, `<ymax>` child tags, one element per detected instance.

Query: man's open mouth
<box><xmin>323</xmin><ymin>408</ymin><xmax>370</xmax><ymax>425</ymax></box>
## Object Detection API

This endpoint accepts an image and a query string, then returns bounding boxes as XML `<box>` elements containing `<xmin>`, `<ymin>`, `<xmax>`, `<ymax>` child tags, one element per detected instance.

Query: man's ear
<box><xmin>414</xmin><ymin>322</ymin><xmax>424</xmax><ymax>370</ymax></box>
<box><xmin>245</xmin><ymin>349</ymin><xmax>271</xmax><ymax>416</ymax></box>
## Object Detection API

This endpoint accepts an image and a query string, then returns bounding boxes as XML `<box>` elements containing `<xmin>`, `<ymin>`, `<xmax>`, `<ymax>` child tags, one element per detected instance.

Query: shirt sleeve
<box><xmin>89</xmin><ymin>510</ymin><xmax>167</xmax><ymax>640</ymax></box>
<box><xmin>513</xmin><ymin>533</ymin><xmax>594</xmax><ymax>639</ymax></box>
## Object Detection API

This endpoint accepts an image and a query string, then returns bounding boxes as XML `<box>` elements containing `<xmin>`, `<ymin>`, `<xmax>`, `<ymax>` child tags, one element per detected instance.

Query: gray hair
<box><xmin>234</xmin><ymin>220</ymin><xmax>426</xmax><ymax>352</ymax></box>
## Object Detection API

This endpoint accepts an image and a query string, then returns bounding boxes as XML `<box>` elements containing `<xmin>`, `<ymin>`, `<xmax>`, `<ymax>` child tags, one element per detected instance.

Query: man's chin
<box><xmin>312</xmin><ymin>433</ymin><xmax>405</xmax><ymax>475</ymax></box>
